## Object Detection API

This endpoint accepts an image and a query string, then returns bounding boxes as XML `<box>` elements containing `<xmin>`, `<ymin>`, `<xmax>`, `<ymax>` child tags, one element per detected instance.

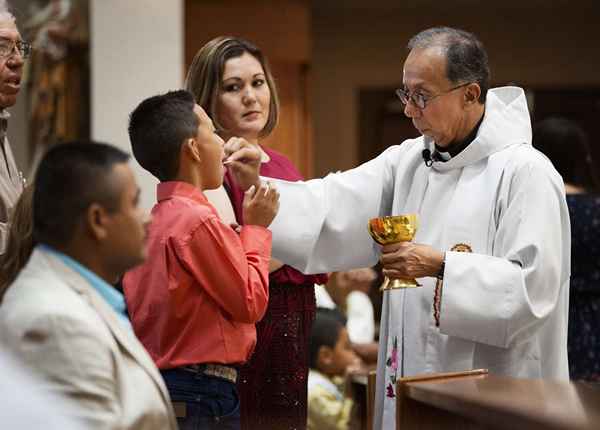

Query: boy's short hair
<box><xmin>309</xmin><ymin>308</ymin><xmax>346</xmax><ymax>369</ymax></box>
<box><xmin>128</xmin><ymin>90</ymin><xmax>199</xmax><ymax>181</ymax></box>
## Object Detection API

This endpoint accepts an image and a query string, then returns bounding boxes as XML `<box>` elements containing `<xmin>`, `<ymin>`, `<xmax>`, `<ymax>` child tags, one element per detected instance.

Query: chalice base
<box><xmin>380</xmin><ymin>276</ymin><xmax>421</xmax><ymax>291</ymax></box>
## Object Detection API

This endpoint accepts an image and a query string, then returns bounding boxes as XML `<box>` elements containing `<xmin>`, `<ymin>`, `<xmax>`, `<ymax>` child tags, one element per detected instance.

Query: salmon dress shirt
<box><xmin>123</xmin><ymin>181</ymin><xmax>271</xmax><ymax>369</ymax></box>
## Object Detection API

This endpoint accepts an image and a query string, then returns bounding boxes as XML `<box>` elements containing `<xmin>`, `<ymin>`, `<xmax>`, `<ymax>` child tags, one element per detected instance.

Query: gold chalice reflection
<box><xmin>368</xmin><ymin>214</ymin><xmax>421</xmax><ymax>290</ymax></box>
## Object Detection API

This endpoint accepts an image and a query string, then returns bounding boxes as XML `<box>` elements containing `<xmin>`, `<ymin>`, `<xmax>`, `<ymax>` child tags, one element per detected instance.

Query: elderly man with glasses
<box><xmin>229</xmin><ymin>26</ymin><xmax>570</xmax><ymax>429</ymax></box>
<box><xmin>0</xmin><ymin>3</ymin><xmax>30</xmax><ymax>255</ymax></box>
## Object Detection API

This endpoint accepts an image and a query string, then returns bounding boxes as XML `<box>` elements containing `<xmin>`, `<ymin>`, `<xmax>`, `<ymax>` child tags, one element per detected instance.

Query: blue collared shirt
<box><xmin>39</xmin><ymin>244</ymin><xmax>132</xmax><ymax>329</ymax></box>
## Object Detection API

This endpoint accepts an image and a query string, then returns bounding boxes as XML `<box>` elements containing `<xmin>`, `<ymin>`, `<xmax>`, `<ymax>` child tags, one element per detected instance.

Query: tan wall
<box><xmin>185</xmin><ymin>0</ymin><xmax>310</xmax><ymax>66</ymax></box>
<box><xmin>91</xmin><ymin>0</ymin><xmax>184</xmax><ymax>210</ymax></box>
<box><xmin>311</xmin><ymin>3</ymin><xmax>600</xmax><ymax>176</ymax></box>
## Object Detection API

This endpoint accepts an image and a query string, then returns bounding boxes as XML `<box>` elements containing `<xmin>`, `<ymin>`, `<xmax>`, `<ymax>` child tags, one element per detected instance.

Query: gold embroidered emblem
<box><xmin>450</xmin><ymin>243</ymin><xmax>473</xmax><ymax>253</ymax></box>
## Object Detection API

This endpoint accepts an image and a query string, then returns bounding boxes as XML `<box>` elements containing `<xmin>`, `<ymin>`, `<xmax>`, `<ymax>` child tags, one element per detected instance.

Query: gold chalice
<box><xmin>368</xmin><ymin>214</ymin><xmax>421</xmax><ymax>290</ymax></box>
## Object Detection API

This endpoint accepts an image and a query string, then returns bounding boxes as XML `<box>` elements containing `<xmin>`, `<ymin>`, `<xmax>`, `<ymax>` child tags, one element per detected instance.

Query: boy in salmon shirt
<box><xmin>123</xmin><ymin>90</ymin><xmax>278</xmax><ymax>430</ymax></box>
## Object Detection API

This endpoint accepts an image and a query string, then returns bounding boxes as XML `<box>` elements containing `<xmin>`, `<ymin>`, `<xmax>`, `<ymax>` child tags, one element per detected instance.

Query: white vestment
<box><xmin>266</xmin><ymin>87</ymin><xmax>571</xmax><ymax>429</ymax></box>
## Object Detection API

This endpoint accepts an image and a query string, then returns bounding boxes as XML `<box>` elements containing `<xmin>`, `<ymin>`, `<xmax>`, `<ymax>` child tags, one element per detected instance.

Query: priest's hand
<box><xmin>224</xmin><ymin>137</ymin><xmax>261</xmax><ymax>191</ymax></box>
<box><xmin>380</xmin><ymin>242</ymin><xmax>444</xmax><ymax>279</ymax></box>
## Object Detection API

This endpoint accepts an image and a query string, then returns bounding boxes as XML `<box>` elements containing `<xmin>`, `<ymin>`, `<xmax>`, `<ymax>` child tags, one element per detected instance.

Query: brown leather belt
<box><xmin>181</xmin><ymin>363</ymin><xmax>238</xmax><ymax>384</ymax></box>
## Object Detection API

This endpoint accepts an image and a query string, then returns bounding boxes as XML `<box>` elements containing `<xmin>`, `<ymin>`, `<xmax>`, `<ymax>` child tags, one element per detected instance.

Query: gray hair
<box><xmin>0</xmin><ymin>0</ymin><xmax>15</xmax><ymax>22</ymax></box>
<box><xmin>408</xmin><ymin>27</ymin><xmax>490</xmax><ymax>103</ymax></box>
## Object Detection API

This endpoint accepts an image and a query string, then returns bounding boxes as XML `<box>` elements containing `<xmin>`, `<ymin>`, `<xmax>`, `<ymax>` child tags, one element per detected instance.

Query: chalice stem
<box><xmin>379</xmin><ymin>276</ymin><xmax>421</xmax><ymax>291</ymax></box>
<box><xmin>368</xmin><ymin>214</ymin><xmax>421</xmax><ymax>291</ymax></box>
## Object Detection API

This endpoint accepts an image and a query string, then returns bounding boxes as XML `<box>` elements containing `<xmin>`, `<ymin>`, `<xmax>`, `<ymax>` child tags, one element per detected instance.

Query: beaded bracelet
<box><xmin>433</xmin><ymin>256</ymin><xmax>445</xmax><ymax>327</ymax></box>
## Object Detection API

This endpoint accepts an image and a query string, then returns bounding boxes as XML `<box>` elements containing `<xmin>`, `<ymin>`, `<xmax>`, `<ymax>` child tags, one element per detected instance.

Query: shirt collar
<box><xmin>38</xmin><ymin>244</ymin><xmax>131</xmax><ymax>326</ymax></box>
<box><xmin>308</xmin><ymin>369</ymin><xmax>344</xmax><ymax>401</ymax></box>
<box><xmin>157</xmin><ymin>181</ymin><xmax>207</xmax><ymax>204</ymax></box>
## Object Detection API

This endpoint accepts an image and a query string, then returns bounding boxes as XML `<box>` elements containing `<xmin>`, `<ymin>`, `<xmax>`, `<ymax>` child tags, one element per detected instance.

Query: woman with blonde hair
<box><xmin>186</xmin><ymin>37</ymin><xmax>328</xmax><ymax>429</ymax></box>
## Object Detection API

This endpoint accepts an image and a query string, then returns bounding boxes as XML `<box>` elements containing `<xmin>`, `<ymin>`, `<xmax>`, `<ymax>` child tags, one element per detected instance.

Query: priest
<box><xmin>226</xmin><ymin>26</ymin><xmax>570</xmax><ymax>429</ymax></box>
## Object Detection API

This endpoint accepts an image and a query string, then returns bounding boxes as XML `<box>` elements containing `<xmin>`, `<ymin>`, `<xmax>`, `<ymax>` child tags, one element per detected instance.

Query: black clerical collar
<box><xmin>434</xmin><ymin>112</ymin><xmax>485</xmax><ymax>160</ymax></box>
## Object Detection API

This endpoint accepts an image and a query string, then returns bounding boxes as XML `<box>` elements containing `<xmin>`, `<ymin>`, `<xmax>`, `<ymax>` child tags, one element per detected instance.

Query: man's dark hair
<box><xmin>408</xmin><ymin>27</ymin><xmax>490</xmax><ymax>103</ymax></box>
<box><xmin>533</xmin><ymin>117</ymin><xmax>600</xmax><ymax>193</ymax></box>
<box><xmin>33</xmin><ymin>141</ymin><xmax>130</xmax><ymax>247</ymax></box>
<box><xmin>128</xmin><ymin>90</ymin><xmax>199</xmax><ymax>181</ymax></box>
<box><xmin>309</xmin><ymin>308</ymin><xmax>347</xmax><ymax>369</ymax></box>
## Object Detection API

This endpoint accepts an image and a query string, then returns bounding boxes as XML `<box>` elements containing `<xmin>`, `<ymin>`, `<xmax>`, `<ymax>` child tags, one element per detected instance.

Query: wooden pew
<box><xmin>349</xmin><ymin>366</ymin><xmax>377</xmax><ymax>430</ymax></box>
<box><xmin>366</xmin><ymin>370</ymin><xmax>377</xmax><ymax>430</ymax></box>
<box><xmin>395</xmin><ymin>369</ymin><xmax>600</xmax><ymax>430</ymax></box>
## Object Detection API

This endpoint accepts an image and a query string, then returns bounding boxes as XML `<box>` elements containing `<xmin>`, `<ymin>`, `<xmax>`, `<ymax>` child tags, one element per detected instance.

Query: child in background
<box><xmin>308</xmin><ymin>309</ymin><xmax>362</xmax><ymax>430</ymax></box>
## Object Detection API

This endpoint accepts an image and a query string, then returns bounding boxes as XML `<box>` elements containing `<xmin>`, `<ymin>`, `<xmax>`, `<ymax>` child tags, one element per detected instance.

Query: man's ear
<box><xmin>183</xmin><ymin>138</ymin><xmax>202</xmax><ymax>163</ymax></box>
<box><xmin>464</xmin><ymin>83</ymin><xmax>481</xmax><ymax>106</ymax></box>
<box><xmin>85</xmin><ymin>202</ymin><xmax>109</xmax><ymax>241</ymax></box>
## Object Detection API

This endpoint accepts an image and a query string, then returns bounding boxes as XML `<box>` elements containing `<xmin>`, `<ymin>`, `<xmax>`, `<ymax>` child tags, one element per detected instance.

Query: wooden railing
<box><xmin>395</xmin><ymin>370</ymin><xmax>600</xmax><ymax>430</ymax></box>
<box><xmin>355</xmin><ymin>369</ymin><xmax>600</xmax><ymax>429</ymax></box>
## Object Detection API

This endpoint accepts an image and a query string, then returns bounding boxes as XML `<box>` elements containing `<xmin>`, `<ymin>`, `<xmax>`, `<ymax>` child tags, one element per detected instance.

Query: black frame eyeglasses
<box><xmin>395</xmin><ymin>82</ymin><xmax>472</xmax><ymax>110</ymax></box>
<box><xmin>0</xmin><ymin>40</ymin><xmax>32</xmax><ymax>60</ymax></box>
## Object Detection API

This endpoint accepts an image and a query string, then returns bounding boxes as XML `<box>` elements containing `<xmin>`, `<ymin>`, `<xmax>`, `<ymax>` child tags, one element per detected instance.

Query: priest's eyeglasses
<box><xmin>0</xmin><ymin>39</ymin><xmax>32</xmax><ymax>60</ymax></box>
<box><xmin>395</xmin><ymin>82</ymin><xmax>471</xmax><ymax>110</ymax></box>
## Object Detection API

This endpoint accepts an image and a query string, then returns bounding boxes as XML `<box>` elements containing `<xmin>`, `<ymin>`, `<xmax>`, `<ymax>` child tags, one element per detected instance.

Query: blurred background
<box><xmin>7</xmin><ymin>0</ymin><xmax>600</xmax><ymax>209</ymax></box>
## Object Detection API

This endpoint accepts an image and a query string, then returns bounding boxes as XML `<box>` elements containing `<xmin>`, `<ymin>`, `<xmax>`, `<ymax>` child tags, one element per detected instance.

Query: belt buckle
<box><xmin>204</xmin><ymin>364</ymin><xmax>237</xmax><ymax>383</ymax></box>
<box><xmin>181</xmin><ymin>363</ymin><xmax>237</xmax><ymax>383</ymax></box>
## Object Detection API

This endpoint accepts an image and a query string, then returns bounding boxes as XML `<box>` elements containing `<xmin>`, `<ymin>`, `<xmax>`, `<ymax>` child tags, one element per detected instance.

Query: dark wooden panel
<box><xmin>398</xmin><ymin>372</ymin><xmax>600</xmax><ymax>430</ymax></box>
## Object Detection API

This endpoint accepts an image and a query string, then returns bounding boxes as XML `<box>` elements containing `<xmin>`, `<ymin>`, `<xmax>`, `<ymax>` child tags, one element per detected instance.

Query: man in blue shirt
<box><xmin>0</xmin><ymin>142</ymin><xmax>178</xmax><ymax>429</ymax></box>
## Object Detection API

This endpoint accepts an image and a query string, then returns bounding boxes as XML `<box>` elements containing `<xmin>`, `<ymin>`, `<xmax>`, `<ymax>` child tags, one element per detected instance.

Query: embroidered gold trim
<box><xmin>450</xmin><ymin>243</ymin><xmax>473</xmax><ymax>253</ymax></box>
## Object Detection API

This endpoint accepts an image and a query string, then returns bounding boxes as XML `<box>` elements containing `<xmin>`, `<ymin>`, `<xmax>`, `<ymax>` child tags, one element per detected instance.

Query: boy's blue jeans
<box><xmin>161</xmin><ymin>368</ymin><xmax>240</xmax><ymax>430</ymax></box>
